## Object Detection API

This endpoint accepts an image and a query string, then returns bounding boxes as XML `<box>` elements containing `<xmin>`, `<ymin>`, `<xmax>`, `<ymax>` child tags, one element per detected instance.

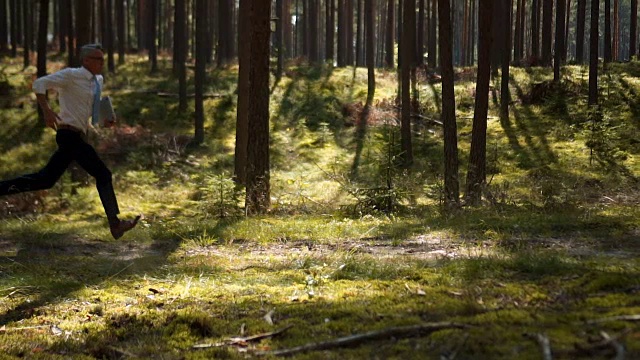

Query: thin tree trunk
<box><xmin>632</xmin><ymin>0</ymin><xmax>637</xmax><ymax>59</ymax></box>
<box><xmin>194</xmin><ymin>0</ymin><xmax>206</xmax><ymax>145</ymax></box>
<box><xmin>576</xmin><ymin>0</ymin><xmax>585</xmax><ymax>63</ymax></box>
<box><xmin>401</xmin><ymin>0</ymin><xmax>415</xmax><ymax>167</ymax></box>
<box><xmin>501</xmin><ymin>0</ymin><xmax>511</xmax><ymax>116</ymax></box>
<box><xmin>589</xmin><ymin>0</ymin><xmax>599</xmax><ymax>105</ymax></box>
<box><xmin>554</xmin><ymin>0</ymin><xmax>566</xmax><ymax>81</ymax></box>
<box><xmin>465</xmin><ymin>0</ymin><xmax>492</xmax><ymax>205</ymax></box>
<box><xmin>438</xmin><ymin>0</ymin><xmax>459</xmax><ymax>207</ymax></box>
<box><xmin>385</xmin><ymin>0</ymin><xmax>395</xmax><ymax>67</ymax></box>
<box><xmin>604</xmin><ymin>0</ymin><xmax>611</xmax><ymax>63</ymax></box>
<box><xmin>235</xmin><ymin>0</ymin><xmax>251</xmax><ymax>184</ymax></box>
<box><xmin>366</xmin><ymin>0</ymin><xmax>375</xmax><ymax>104</ymax></box>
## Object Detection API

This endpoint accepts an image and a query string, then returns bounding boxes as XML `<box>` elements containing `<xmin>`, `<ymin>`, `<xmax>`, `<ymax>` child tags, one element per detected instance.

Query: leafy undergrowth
<box><xmin>1</xmin><ymin>55</ymin><xmax>640</xmax><ymax>358</ymax></box>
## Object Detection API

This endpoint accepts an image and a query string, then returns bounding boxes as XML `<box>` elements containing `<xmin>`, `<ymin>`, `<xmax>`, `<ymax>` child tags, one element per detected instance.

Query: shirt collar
<box><xmin>79</xmin><ymin>66</ymin><xmax>96</xmax><ymax>80</ymax></box>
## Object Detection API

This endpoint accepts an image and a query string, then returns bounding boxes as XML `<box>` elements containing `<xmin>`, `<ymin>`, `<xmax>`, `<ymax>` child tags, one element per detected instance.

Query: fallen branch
<box><xmin>524</xmin><ymin>333</ymin><xmax>553</xmax><ymax>360</ymax></box>
<box><xmin>193</xmin><ymin>324</ymin><xmax>293</xmax><ymax>349</ymax></box>
<box><xmin>586</xmin><ymin>314</ymin><xmax>640</xmax><ymax>324</ymax></box>
<box><xmin>256</xmin><ymin>322</ymin><xmax>468</xmax><ymax>357</ymax></box>
<box><xmin>157</xmin><ymin>92</ymin><xmax>224</xmax><ymax>99</ymax></box>
<box><xmin>0</xmin><ymin>325</ymin><xmax>50</xmax><ymax>333</ymax></box>
<box><xmin>574</xmin><ymin>329</ymin><xmax>630</xmax><ymax>359</ymax></box>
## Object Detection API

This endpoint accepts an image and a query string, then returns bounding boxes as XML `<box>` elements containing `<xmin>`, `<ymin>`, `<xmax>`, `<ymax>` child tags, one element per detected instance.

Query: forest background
<box><xmin>0</xmin><ymin>0</ymin><xmax>639</xmax><ymax>359</ymax></box>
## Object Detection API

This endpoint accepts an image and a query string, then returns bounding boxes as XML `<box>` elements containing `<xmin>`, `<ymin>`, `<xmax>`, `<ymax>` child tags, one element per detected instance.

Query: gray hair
<box><xmin>79</xmin><ymin>44</ymin><xmax>103</xmax><ymax>61</ymax></box>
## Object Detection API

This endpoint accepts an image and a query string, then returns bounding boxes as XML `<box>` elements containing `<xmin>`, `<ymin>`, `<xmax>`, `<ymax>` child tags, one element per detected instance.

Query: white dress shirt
<box><xmin>32</xmin><ymin>67</ymin><xmax>104</xmax><ymax>134</ymax></box>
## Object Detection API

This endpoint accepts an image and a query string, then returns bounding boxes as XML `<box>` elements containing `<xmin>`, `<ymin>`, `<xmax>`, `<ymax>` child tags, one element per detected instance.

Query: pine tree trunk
<box><xmin>576</xmin><ymin>0</ymin><xmax>585</xmax><ymax>63</ymax></box>
<box><xmin>465</xmin><ymin>0</ymin><xmax>492</xmax><ymax>205</ymax></box>
<box><xmin>531</xmin><ymin>0</ymin><xmax>540</xmax><ymax>59</ymax></box>
<box><xmin>366</xmin><ymin>0</ymin><xmax>375</xmax><ymax>104</ymax></box>
<box><xmin>194</xmin><ymin>0</ymin><xmax>206</xmax><ymax>145</ymax></box>
<box><xmin>541</xmin><ymin>0</ymin><xmax>552</xmax><ymax>66</ymax></box>
<box><xmin>604</xmin><ymin>0</ymin><xmax>611</xmax><ymax>63</ymax></box>
<box><xmin>438</xmin><ymin>0</ymin><xmax>459</xmax><ymax>207</ymax></box>
<box><xmin>631</xmin><ymin>0</ymin><xmax>638</xmax><ymax>59</ymax></box>
<box><xmin>501</xmin><ymin>0</ymin><xmax>511</xmax><ymax>116</ymax></box>
<box><xmin>246</xmin><ymin>0</ymin><xmax>272</xmax><ymax>215</ymax></box>
<box><xmin>235</xmin><ymin>0</ymin><xmax>251</xmax><ymax>185</ymax></box>
<box><xmin>174</xmin><ymin>0</ymin><xmax>187</xmax><ymax>112</ymax></box>
<box><xmin>385</xmin><ymin>0</ymin><xmax>395</xmax><ymax>67</ymax></box>
<box><xmin>589</xmin><ymin>0</ymin><xmax>599</xmax><ymax>105</ymax></box>
<box><xmin>554</xmin><ymin>0</ymin><xmax>565</xmax><ymax>81</ymax></box>
<box><xmin>400</xmin><ymin>0</ymin><xmax>414</xmax><ymax>167</ymax></box>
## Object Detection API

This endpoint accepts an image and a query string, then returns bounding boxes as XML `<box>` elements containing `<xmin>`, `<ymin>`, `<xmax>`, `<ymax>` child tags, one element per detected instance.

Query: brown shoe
<box><xmin>110</xmin><ymin>215</ymin><xmax>141</xmax><ymax>239</ymax></box>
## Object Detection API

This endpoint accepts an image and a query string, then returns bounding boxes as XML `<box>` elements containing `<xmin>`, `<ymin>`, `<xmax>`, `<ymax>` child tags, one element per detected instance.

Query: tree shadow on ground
<box><xmin>0</xmin><ymin>229</ymin><xmax>182</xmax><ymax>327</ymax></box>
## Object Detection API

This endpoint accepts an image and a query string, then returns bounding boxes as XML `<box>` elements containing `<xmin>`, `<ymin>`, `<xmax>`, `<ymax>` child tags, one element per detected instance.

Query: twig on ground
<box><xmin>0</xmin><ymin>325</ymin><xmax>50</xmax><ymax>332</ymax></box>
<box><xmin>524</xmin><ymin>333</ymin><xmax>553</xmax><ymax>360</ymax></box>
<box><xmin>574</xmin><ymin>329</ymin><xmax>630</xmax><ymax>358</ymax></box>
<box><xmin>586</xmin><ymin>314</ymin><xmax>640</xmax><ymax>324</ymax></box>
<box><xmin>600</xmin><ymin>331</ymin><xmax>625</xmax><ymax>360</ymax></box>
<box><xmin>256</xmin><ymin>322</ymin><xmax>468</xmax><ymax>357</ymax></box>
<box><xmin>192</xmin><ymin>324</ymin><xmax>293</xmax><ymax>349</ymax></box>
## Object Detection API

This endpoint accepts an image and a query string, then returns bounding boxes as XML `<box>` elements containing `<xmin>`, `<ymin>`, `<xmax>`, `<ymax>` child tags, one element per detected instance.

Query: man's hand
<box><xmin>104</xmin><ymin>116</ymin><xmax>117</xmax><ymax>128</ymax></box>
<box><xmin>36</xmin><ymin>94</ymin><xmax>60</xmax><ymax>130</ymax></box>
<box><xmin>43</xmin><ymin>108</ymin><xmax>61</xmax><ymax>130</ymax></box>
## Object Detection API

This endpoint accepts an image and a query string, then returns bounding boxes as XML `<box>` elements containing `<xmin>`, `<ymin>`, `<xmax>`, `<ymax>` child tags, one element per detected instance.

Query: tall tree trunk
<box><xmin>105</xmin><ymin>0</ymin><xmax>115</xmax><ymax>72</ymax></box>
<box><xmin>613</xmin><ymin>0</ymin><xmax>618</xmax><ymax>61</ymax></box>
<box><xmin>401</xmin><ymin>0</ymin><xmax>415</xmax><ymax>167</ymax></box>
<box><xmin>309</xmin><ymin>0</ymin><xmax>319</xmax><ymax>63</ymax></box>
<box><xmin>632</xmin><ymin>0</ymin><xmax>638</xmax><ymax>59</ymax></box>
<box><xmin>588</xmin><ymin>0</ymin><xmax>598</xmax><ymax>105</ymax></box>
<box><xmin>276</xmin><ymin>0</ymin><xmax>284</xmax><ymax>75</ymax></box>
<box><xmin>22</xmin><ymin>0</ymin><xmax>30</xmax><ymax>69</ymax></box>
<box><xmin>284</xmin><ymin>0</ymin><xmax>292</xmax><ymax>59</ymax></box>
<box><xmin>366</xmin><ymin>0</ymin><xmax>375</xmax><ymax>104</ymax></box>
<box><xmin>465</xmin><ymin>0</ymin><xmax>492</xmax><ymax>205</ymax></box>
<box><xmin>36</xmin><ymin>0</ymin><xmax>48</xmax><ymax>123</ymax></box>
<box><xmin>554</xmin><ymin>0</ymin><xmax>565</xmax><ymax>81</ymax></box>
<box><xmin>148</xmin><ymin>0</ymin><xmax>157</xmax><ymax>72</ymax></box>
<box><xmin>563</xmin><ymin>0</ymin><xmax>570</xmax><ymax>62</ymax></box>
<box><xmin>501</xmin><ymin>0</ymin><xmax>511</xmax><ymax>117</ymax></box>
<box><xmin>541</xmin><ymin>0</ymin><xmax>552</xmax><ymax>66</ymax></box>
<box><xmin>428</xmin><ymin>0</ymin><xmax>437</xmax><ymax>68</ymax></box>
<box><xmin>175</xmin><ymin>0</ymin><xmax>187</xmax><ymax>112</ymax></box>
<box><xmin>604</xmin><ymin>0</ymin><xmax>611</xmax><ymax>63</ymax></box>
<box><xmin>76</xmin><ymin>0</ymin><xmax>90</xmax><ymax>63</ymax></box>
<box><xmin>235</xmin><ymin>0</ymin><xmax>251</xmax><ymax>184</ymax></box>
<box><xmin>385</xmin><ymin>0</ymin><xmax>395</xmax><ymax>67</ymax></box>
<box><xmin>10</xmin><ymin>0</ymin><xmax>17</xmax><ymax>57</ymax></box>
<box><xmin>417</xmin><ymin>0</ymin><xmax>424</xmax><ymax>65</ymax></box>
<box><xmin>438</xmin><ymin>0</ymin><xmax>459</xmax><ymax>207</ymax></box>
<box><xmin>246</xmin><ymin>0</ymin><xmax>272</xmax><ymax>215</ymax></box>
<box><xmin>116</xmin><ymin>0</ymin><xmax>125</xmax><ymax>64</ymax></box>
<box><xmin>514</xmin><ymin>0</ymin><xmax>522</xmax><ymax>63</ymax></box>
<box><xmin>1</xmin><ymin>0</ymin><xmax>9</xmax><ymax>52</ymax></box>
<box><xmin>66</xmin><ymin>0</ymin><xmax>74</xmax><ymax>65</ymax></box>
<box><xmin>326</xmin><ymin>0</ymin><xmax>335</xmax><ymax>64</ymax></box>
<box><xmin>531</xmin><ymin>0</ymin><xmax>540</xmax><ymax>59</ymax></box>
<box><xmin>346</xmin><ymin>0</ymin><xmax>354</xmax><ymax>65</ymax></box>
<box><xmin>59</xmin><ymin>0</ymin><xmax>67</xmax><ymax>53</ymax></box>
<box><xmin>194</xmin><ymin>0</ymin><xmax>206</xmax><ymax>145</ymax></box>
<box><xmin>576</xmin><ymin>0</ymin><xmax>585</xmax><ymax>63</ymax></box>
<box><xmin>218</xmin><ymin>0</ymin><xmax>232</xmax><ymax>67</ymax></box>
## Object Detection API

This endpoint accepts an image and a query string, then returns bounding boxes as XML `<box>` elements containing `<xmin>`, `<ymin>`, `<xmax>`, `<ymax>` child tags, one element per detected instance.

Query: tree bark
<box><xmin>576</xmin><ymin>0</ymin><xmax>585</xmax><ymax>63</ymax></box>
<box><xmin>465</xmin><ymin>0</ymin><xmax>492</xmax><ymax>205</ymax></box>
<box><xmin>632</xmin><ymin>0</ymin><xmax>638</xmax><ymax>59</ymax></box>
<box><xmin>174</xmin><ymin>0</ymin><xmax>187</xmax><ymax>112</ymax></box>
<box><xmin>604</xmin><ymin>0</ymin><xmax>611</xmax><ymax>63</ymax></box>
<box><xmin>438</xmin><ymin>0</ymin><xmax>459</xmax><ymax>207</ymax></box>
<box><xmin>554</xmin><ymin>0</ymin><xmax>565</xmax><ymax>81</ymax></box>
<box><xmin>401</xmin><ymin>0</ymin><xmax>415</xmax><ymax>167</ymax></box>
<box><xmin>194</xmin><ymin>0</ymin><xmax>206</xmax><ymax>145</ymax></box>
<box><xmin>366</xmin><ymin>0</ymin><xmax>375</xmax><ymax>105</ymax></box>
<box><xmin>541</xmin><ymin>0</ymin><xmax>552</xmax><ymax>66</ymax></box>
<box><xmin>235</xmin><ymin>0</ymin><xmax>251</xmax><ymax>184</ymax></box>
<box><xmin>385</xmin><ymin>0</ymin><xmax>395</xmax><ymax>67</ymax></box>
<box><xmin>245</xmin><ymin>0</ymin><xmax>272</xmax><ymax>215</ymax></box>
<box><xmin>589</xmin><ymin>0</ymin><xmax>599</xmax><ymax>105</ymax></box>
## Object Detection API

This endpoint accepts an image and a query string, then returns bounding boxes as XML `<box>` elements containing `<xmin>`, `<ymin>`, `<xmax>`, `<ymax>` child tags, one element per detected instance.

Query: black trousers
<box><xmin>0</xmin><ymin>129</ymin><xmax>120</xmax><ymax>220</ymax></box>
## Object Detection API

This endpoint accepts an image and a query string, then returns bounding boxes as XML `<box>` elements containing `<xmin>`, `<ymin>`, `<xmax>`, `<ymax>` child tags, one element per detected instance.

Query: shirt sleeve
<box><xmin>32</xmin><ymin>68</ymin><xmax>73</xmax><ymax>94</ymax></box>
